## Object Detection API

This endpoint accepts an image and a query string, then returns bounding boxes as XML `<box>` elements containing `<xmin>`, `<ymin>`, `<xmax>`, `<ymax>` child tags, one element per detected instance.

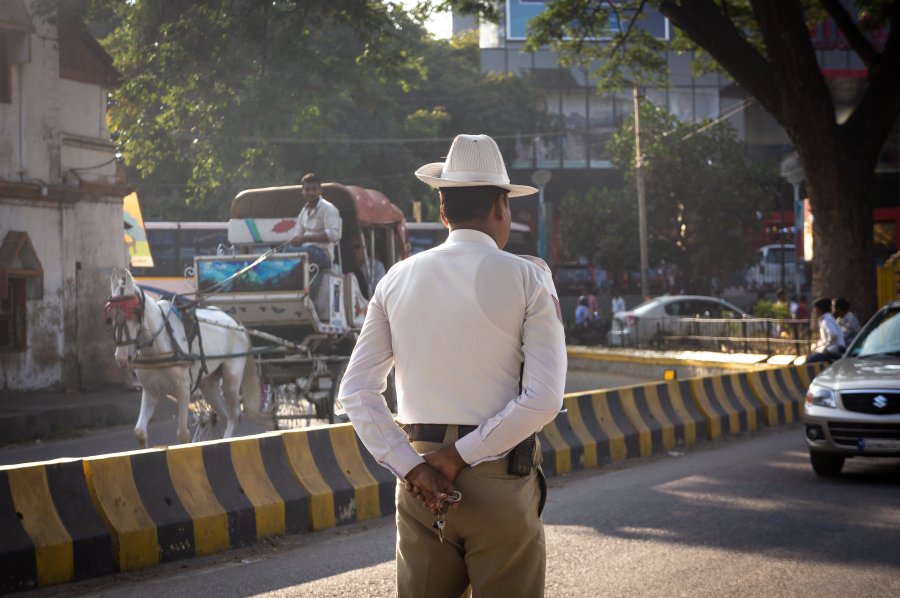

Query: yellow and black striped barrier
<box><xmin>0</xmin><ymin>458</ymin><xmax>113</xmax><ymax>592</ymax></box>
<box><xmin>537</xmin><ymin>380</ymin><xmax>705</xmax><ymax>476</ymax></box>
<box><xmin>0</xmin><ymin>363</ymin><xmax>824</xmax><ymax>592</ymax></box>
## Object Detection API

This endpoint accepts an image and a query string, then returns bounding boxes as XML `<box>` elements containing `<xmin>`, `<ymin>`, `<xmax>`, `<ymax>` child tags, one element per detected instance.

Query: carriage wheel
<box><xmin>188</xmin><ymin>394</ymin><xmax>222</xmax><ymax>442</ymax></box>
<box><xmin>272</xmin><ymin>383</ymin><xmax>317</xmax><ymax>430</ymax></box>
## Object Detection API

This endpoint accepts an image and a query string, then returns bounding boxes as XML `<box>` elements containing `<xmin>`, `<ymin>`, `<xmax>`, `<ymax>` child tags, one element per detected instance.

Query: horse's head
<box><xmin>105</xmin><ymin>267</ymin><xmax>144</xmax><ymax>368</ymax></box>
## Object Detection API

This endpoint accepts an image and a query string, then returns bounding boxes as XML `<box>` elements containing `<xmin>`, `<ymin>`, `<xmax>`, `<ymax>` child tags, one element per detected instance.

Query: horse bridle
<box><xmin>104</xmin><ymin>284</ymin><xmax>167</xmax><ymax>351</ymax></box>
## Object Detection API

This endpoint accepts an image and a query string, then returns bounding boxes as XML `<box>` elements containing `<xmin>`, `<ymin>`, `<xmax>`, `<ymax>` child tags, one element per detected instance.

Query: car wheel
<box><xmin>809</xmin><ymin>452</ymin><xmax>845</xmax><ymax>477</ymax></box>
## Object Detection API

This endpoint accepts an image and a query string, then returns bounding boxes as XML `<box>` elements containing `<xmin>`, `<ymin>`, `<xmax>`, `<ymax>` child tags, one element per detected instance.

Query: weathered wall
<box><xmin>73</xmin><ymin>199</ymin><xmax>128</xmax><ymax>388</ymax></box>
<box><xmin>0</xmin><ymin>201</ymin><xmax>66</xmax><ymax>389</ymax></box>
<box><xmin>0</xmin><ymin>2</ymin><xmax>126</xmax><ymax>390</ymax></box>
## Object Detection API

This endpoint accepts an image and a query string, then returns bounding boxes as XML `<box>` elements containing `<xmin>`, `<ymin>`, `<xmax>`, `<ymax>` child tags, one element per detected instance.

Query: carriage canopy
<box><xmin>230</xmin><ymin>183</ymin><xmax>405</xmax><ymax>226</ymax></box>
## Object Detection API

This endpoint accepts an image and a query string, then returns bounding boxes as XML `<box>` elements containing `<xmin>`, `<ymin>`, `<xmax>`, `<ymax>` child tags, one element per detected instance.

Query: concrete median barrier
<box><xmin>0</xmin><ymin>458</ymin><xmax>113</xmax><ymax>593</ymax></box>
<box><xmin>281</xmin><ymin>424</ymin><xmax>394</xmax><ymax>531</ymax></box>
<box><xmin>689</xmin><ymin>373</ymin><xmax>763</xmax><ymax>439</ymax></box>
<box><xmin>748</xmin><ymin>365</ymin><xmax>815</xmax><ymax>425</ymax></box>
<box><xmin>84</xmin><ymin>448</ymin><xmax>189</xmax><ymax>571</ymax></box>
<box><xmin>1</xmin><ymin>363</ymin><xmax>822</xmax><ymax>591</ymax></box>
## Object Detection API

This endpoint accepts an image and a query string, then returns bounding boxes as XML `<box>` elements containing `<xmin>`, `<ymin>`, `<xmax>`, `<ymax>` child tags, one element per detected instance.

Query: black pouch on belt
<box><xmin>508</xmin><ymin>433</ymin><xmax>537</xmax><ymax>476</ymax></box>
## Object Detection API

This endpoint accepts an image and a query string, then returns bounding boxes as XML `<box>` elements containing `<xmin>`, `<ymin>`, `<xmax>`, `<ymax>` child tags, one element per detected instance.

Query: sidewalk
<box><xmin>0</xmin><ymin>386</ymin><xmax>174</xmax><ymax>446</ymax></box>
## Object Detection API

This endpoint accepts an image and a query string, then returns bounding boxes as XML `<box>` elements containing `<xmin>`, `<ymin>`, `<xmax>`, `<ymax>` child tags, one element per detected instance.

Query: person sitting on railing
<box><xmin>832</xmin><ymin>297</ymin><xmax>861</xmax><ymax>346</ymax></box>
<box><xmin>806</xmin><ymin>297</ymin><xmax>846</xmax><ymax>363</ymax></box>
<box><xmin>288</xmin><ymin>172</ymin><xmax>342</xmax><ymax>275</ymax></box>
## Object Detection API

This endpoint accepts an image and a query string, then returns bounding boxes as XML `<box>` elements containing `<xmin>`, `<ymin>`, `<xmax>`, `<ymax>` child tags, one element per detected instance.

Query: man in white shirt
<box><xmin>806</xmin><ymin>296</ymin><xmax>846</xmax><ymax>363</ymax></box>
<box><xmin>337</xmin><ymin>134</ymin><xmax>566</xmax><ymax>597</ymax></box>
<box><xmin>289</xmin><ymin>172</ymin><xmax>342</xmax><ymax>273</ymax></box>
<box><xmin>612</xmin><ymin>291</ymin><xmax>626</xmax><ymax>314</ymax></box>
<box><xmin>832</xmin><ymin>297</ymin><xmax>861</xmax><ymax>346</ymax></box>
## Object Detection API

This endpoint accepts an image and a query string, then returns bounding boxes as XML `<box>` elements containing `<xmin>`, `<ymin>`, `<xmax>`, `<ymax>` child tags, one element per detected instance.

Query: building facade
<box><xmin>0</xmin><ymin>0</ymin><xmax>127</xmax><ymax>390</ymax></box>
<box><xmin>472</xmin><ymin>1</ymin><xmax>899</xmax><ymax>270</ymax></box>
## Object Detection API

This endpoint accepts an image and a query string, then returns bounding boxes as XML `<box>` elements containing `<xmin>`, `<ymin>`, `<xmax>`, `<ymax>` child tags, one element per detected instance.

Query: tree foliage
<box><xmin>42</xmin><ymin>1</ymin><xmax>538</xmax><ymax>220</ymax></box>
<box><xmin>561</xmin><ymin>102</ymin><xmax>773</xmax><ymax>293</ymax></box>
<box><xmin>447</xmin><ymin>0</ymin><xmax>900</xmax><ymax>315</ymax></box>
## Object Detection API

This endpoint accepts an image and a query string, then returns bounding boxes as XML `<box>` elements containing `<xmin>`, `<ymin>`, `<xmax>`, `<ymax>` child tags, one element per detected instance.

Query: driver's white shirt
<box><xmin>293</xmin><ymin>196</ymin><xmax>342</xmax><ymax>257</ymax></box>
<box><xmin>337</xmin><ymin>229</ymin><xmax>567</xmax><ymax>479</ymax></box>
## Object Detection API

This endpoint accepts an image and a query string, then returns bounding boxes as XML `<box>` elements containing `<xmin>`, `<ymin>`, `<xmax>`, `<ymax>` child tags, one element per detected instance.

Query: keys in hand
<box><xmin>431</xmin><ymin>491</ymin><xmax>462</xmax><ymax>543</ymax></box>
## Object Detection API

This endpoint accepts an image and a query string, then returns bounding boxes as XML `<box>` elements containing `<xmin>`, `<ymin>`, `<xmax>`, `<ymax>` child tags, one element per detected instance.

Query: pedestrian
<box><xmin>337</xmin><ymin>133</ymin><xmax>567</xmax><ymax>597</ymax></box>
<box><xmin>575</xmin><ymin>295</ymin><xmax>591</xmax><ymax>326</ymax></box>
<box><xmin>611</xmin><ymin>290</ymin><xmax>626</xmax><ymax>314</ymax></box>
<box><xmin>832</xmin><ymin>297</ymin><xmax>861</xmax><ymax>346</ymax></box>
<box><xmin>806</xmin><ymin>297</ymin><xmax>846</xmax><ymax>363</ymax></box>
<box><xmin>289</xmin><ymin>172</ymin><xmax>342</xmax><ymax>274</ymax></box>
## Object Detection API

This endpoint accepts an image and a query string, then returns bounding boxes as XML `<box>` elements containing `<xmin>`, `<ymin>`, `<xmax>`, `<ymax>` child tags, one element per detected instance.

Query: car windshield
<box><xmin>847</xmin><ymin>307</ymin><xmax>900</xmax><ymax>358</ymax></box>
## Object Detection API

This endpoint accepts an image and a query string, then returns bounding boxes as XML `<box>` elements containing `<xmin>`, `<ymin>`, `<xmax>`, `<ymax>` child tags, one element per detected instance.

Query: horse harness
<box><xmin>104</xmin><ymin>287</ymin><xmax>210</xmax><ymax>390</ymax></box>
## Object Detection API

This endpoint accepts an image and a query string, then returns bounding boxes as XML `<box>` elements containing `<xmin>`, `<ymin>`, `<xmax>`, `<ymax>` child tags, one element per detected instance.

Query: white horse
<box><xmin>106</xmin><ymin>267</ymin><xmax>260</xmax><ymax>448</ymax></box>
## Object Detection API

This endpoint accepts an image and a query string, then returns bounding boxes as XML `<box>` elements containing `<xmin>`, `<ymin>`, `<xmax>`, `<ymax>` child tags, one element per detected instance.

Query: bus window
<box><xmin>132</xmin><ymin>228</ymin><xmax>176</xmax><ymax>277</ymax></box>
<box><xmin>178</xmin><ymin>229</ymin><xmax>230</xmax><ymax>275</ymax></box>
<box><xmin>130</xmin><ymin>222</ymin><xmax>229</xmax><ymax>296</ymax></box>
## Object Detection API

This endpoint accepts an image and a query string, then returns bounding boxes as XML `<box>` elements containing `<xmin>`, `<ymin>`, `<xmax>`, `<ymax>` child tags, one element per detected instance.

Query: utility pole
<box><xmin>531</xmin><ymin>169</ymin><xmax>552</xmax><ymax>262</ymax></box>
<box><xmin>633</xmin><ymin>86</ymin><xmax>650</xmax><ymax>299</ymax></box>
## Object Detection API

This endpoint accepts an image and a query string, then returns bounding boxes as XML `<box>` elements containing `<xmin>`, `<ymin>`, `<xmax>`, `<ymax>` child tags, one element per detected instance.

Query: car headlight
<box><xmin>805</xmin><ymin>384</ymin><xmax>836</xmax><ymax>408</ymax></box>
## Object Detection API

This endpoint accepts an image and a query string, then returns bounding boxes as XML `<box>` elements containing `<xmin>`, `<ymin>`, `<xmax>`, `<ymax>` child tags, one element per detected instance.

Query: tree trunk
<box><xmin>802</xmin><ymin>157</ymin><xmax>877</xmax><ymax>319</ymax></box>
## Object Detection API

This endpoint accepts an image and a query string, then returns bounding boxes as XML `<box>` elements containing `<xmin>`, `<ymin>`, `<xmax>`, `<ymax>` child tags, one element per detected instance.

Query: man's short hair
<box><xmin>439</xmin><ymin>186</ymin><xmax>507</xmax><ymax>224</ymax></box>
<box><xmin>834</xmin><ymin>297</ymin><xmax>850</xmax><ymax>312</ymax></box>
<box><xmin>300</xmin><ymin>172</ymin><xmax>321</xmax><ymax>186</ymax></box>
<box><xmin>813</xmin><ymin>297</ymin><xmax>832</xmax><ymax>313</ymax></box>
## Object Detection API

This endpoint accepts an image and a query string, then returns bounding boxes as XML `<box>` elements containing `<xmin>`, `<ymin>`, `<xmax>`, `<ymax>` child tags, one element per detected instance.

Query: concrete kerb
<box><xmin>0</xmin><ymin>361</ymin><xmax>818</xmax><ymax>592</ymax></box>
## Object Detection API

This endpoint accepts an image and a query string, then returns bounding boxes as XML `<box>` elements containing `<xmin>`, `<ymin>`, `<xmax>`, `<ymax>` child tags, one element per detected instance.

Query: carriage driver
<box><xmin>289</xmin><ymin>172</ymin><xmax>342</xmax><ymax>273</ymax></box>
<box><xmin>338</xmin><ymin>134</ymin><xmax>566</xmax><ymax>597</ymax></box>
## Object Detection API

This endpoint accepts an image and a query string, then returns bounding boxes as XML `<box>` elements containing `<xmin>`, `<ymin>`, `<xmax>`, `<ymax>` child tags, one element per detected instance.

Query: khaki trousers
<box><xmin>396</xmin><ymin>437</ymin><xmax>546</xmax><ymax>598</ymax></box>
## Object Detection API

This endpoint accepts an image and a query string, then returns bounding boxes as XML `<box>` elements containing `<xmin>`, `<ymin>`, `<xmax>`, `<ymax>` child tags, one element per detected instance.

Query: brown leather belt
<box><xmin>404</xmin><ymin>423</ymin><xmax>477</xmax><ymax>443</ymax></box>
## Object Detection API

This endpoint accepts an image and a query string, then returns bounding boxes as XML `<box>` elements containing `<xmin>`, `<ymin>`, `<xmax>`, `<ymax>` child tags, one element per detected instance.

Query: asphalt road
<box><xmin>0</xmin><ymin>368</ymin><xmax>649</xmax><ymax>465</ymax></box>
<box><xmin>30</xmin><ymin>425</ymin><xmax>900</xmax><ymax>598</ymax></box>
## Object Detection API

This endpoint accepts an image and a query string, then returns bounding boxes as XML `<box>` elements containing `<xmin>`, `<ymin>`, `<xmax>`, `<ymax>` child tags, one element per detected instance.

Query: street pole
<box><xmin>633</xmin><ymin>86</ymin><xmax>650</xmax><ymax>299</ymax></box>
<box><xmin>531</xmin><ymin>169</ymin><xmax>553</xmax><ymax>262</ymax></box>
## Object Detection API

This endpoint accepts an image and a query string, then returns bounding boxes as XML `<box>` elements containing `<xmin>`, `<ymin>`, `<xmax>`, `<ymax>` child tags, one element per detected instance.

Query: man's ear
<box><xmin>439</xmin><ymin>192</ymin><xmax>450</xmax><ymax>228</ymax></box>
<box><xmin>493</xmin><ymin>193</ymin><xmax>508</xmax><ymax>219</ymax></box>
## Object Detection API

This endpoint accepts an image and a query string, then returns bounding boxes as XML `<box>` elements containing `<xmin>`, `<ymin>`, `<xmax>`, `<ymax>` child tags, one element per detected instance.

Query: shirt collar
<box><xmin>445</xmin><ymin>228</ymin><xmax>498</xmax><ymax>249</ymax></box>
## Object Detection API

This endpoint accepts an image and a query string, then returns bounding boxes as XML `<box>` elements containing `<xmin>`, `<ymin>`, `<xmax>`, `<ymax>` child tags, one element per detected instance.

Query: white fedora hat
<box><xmin>415</xmin><ymin>134</ymin><xmax>538</xmax><ymax>198</ymax></box>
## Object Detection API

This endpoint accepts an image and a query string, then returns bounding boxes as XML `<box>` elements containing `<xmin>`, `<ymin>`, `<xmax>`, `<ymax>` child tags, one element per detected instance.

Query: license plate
<box><xmin>858</xmin><ymin>438</ymin><xmax>900</xmax><ymax>451</ymax></box>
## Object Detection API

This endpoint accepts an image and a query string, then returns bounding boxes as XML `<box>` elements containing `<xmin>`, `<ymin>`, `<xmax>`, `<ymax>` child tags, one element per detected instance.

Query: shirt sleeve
<box><xmin>455</xmin><ymin>266</ymin><xmax>567</xmax><ymax>465</ymax></box>
<box><xmin>324</xmin><ymin>205</ymin><xmax>342</xmax><ymax>243</ymax></box>
<box><xmin>335</xmin><ymin>286</ymin><xmax>424</xmax><ymax>480</ymax></box>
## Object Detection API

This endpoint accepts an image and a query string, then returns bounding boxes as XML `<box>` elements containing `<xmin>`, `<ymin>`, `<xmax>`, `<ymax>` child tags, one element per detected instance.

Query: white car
<box><xmin>607</xmin><ymin>295</ymin><xmax>749</xmax><ymax>348</ymax></box>
<box><xmin>802</xmin><ymin>301</ymin><xmax>900</xmax><ymax>476</ymax></box>
<box><xmin>745</xmin><ymin>244</ymin><xmax>806</xmax><ymax>290</ymax></box>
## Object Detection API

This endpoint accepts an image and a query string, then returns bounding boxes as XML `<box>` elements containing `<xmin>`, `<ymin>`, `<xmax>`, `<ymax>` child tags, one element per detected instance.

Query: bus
<box><xmin>130</xmin><ymin>222</ymin><xmax>230</xmax><ymax>296</ymax></box>
<box><xmin>407</xmin><ymin>221</ymin><xmax>536</xmax><ymax>256</ymax></box>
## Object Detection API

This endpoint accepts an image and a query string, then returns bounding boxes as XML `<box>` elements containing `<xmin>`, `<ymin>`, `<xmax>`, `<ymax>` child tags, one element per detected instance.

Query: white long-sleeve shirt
<box><xmin>814</xmin><ymin>312</ymin><xmax>846</xmax><ymax>353</ymax></box>
<box><xmin>336</xmin><ymin>229</ymin><xmax>567</xmax><ymax>479</ymax></box>
<box><xmin>293</xmin><ymin>197</ymin><xmax>342</xmax><ymax>257</ymax></box>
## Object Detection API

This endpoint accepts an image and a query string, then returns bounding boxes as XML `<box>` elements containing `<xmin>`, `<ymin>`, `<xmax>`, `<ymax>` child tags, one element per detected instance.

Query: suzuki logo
<box><xmin>873</xmin><ymin>395</ymin><xmax>889</xmax><ymax>409</ymax></box>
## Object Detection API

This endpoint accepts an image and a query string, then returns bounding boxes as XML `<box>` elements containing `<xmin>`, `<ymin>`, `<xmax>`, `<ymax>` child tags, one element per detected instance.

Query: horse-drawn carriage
<box><xmin>108</xmin><ymin>183</ymin><xmax>408</xmax><ymax>446</ymax></box>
